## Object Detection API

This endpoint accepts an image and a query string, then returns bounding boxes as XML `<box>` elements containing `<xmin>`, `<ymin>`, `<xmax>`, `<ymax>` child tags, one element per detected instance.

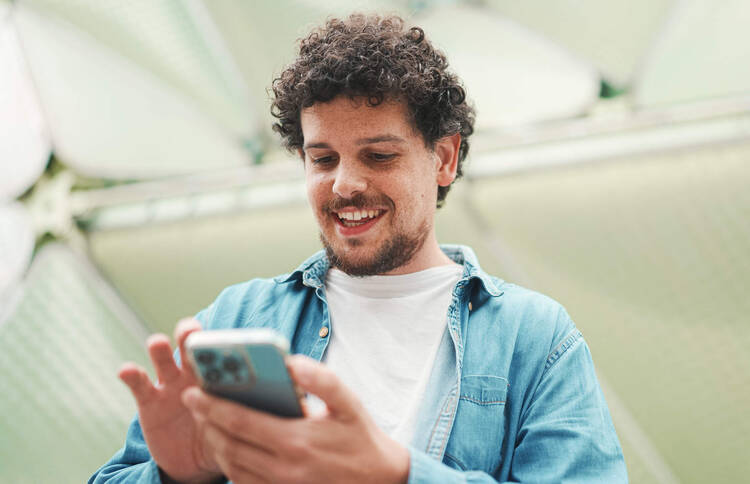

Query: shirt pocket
<box><xmin>443</xmin><ymin>375</ymin><xmax>509</xmax><ymax>473</ymax></box>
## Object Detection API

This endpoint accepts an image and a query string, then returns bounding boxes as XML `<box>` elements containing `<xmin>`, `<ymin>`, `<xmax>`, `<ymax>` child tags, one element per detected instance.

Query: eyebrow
<box><xmin>356</xmin><ymin>134</ymin><xmax>406</xmax><ymax>145</ymax></box>
<box><xmin>303</xmin><ymin>134</ymin><xmax>406</xmax><ymax>150</ymax></box>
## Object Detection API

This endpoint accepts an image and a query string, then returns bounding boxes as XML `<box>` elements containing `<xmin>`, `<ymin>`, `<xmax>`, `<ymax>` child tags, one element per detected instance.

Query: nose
<box><xmin>331</xmin><ymin>160</ymin><xmax>367</xmax><ymax>199</ymax></box>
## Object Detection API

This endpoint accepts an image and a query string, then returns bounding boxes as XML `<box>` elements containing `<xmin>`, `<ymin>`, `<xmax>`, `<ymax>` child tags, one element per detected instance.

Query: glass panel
<box><xmin>486</xmin><ymin>0</ymin><xmax>673</xmax><ymax>86</ymax></box>
<box><xmin>417</xmin><ymin>4</ymin><xmax>599</xmax><ymax>129</ymax></box>
<box><xmin>22</xmin><ymin>0</ymin><xmax>255</xmax><ymax>136</ymax></box>
<box><xmin>0</xmin><ymin>243</ymin><xmax>150</xmax><ymax>483</ymax></box>
<box><xmin>13</xmin><ymin>3</ymin><xmax>254</xmax><ymax>178</ymax></box>
<box><xmin>635</xmin><ymin>0</ymin><xmax>750</xmax><ymax>106</ymax></box>
<box><xmin>0</xmin><ymin>203</ymin><xmax>34</xmax><ymax>305</ymax></box>
<box><xmin>88</xmin><ymin>203</ymin><xmax>321</xmax><ymax>334</ymax></box>
<box><xmin>0</xmin><ymin>11</ymin><xmax>49</xmax><ymax>200</ymax></box>
<box><xmin>468</xmin><ymin>141</ymin><xmax>750</xmax><ymax>483</ymax></box>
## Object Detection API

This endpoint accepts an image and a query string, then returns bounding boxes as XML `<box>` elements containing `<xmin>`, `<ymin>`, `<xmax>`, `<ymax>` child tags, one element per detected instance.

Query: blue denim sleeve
<box><xmin>508</xmin><ymin>329</ymin><xmax>627</xmax><ymax>482</ymax></box>
<box><xmin>88</xmin><ymin>414</ymin><xmax>162</xmax><ymax>483</ymax></box>
<box><xmin>407</xmin><ymin>324</ymin><xmax>627</xmax><ymax>483</ymax></box>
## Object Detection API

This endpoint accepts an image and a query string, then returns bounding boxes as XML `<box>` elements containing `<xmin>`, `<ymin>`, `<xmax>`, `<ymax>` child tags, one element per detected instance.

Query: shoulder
<box><xmin>482</xmin><ymin>279</ymin><xmax>574</xmax><ymax>335</ymax></box>
<box><xmin>469</xmin><ymin>278</ymin><xmax>580</xmax><ymax>372</ymax></box>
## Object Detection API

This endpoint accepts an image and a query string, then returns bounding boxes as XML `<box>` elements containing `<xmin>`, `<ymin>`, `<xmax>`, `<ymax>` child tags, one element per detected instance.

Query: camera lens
<box><xmin>205</xmin><ymin>368</ymin><xmax>221</xmax><ymax>383</ymax></box>
<box><xmin>196</xmin><ymin>351</ymin><xmax>215</xmax><ymax>365</ymax></box>
<box><xmin>223</xmin><ymin>356</ymin><xmax>240</xmax><ymax>372</ymax></box>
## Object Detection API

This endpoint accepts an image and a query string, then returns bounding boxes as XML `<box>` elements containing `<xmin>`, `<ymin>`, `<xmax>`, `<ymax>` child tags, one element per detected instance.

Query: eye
<box><xmin>370</xmin><ymin>153</ymin><xmax>395</xmax><ymax>162</ymax></box>
<box><xmin>311</xmin><ymin>155</ymin><xmax>336</xmax><ymax>165</ymax></box>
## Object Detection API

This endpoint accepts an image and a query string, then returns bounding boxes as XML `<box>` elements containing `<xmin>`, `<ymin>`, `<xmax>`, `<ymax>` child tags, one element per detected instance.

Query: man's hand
<box><xmin>182</xmin><ymin>355</ymin><xmax>410</xmax><ymax>484</ymax></box>
<box><xmin>119</xmin><ymin>318</ymin><xmax>223</xmax><ymax>484</ymax></box>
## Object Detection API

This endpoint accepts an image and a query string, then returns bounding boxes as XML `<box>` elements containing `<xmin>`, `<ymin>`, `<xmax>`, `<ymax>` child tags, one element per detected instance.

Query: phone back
<box><xmin>190</xmin><ymin>341</ymin><xmax>303</xmax><ymax>418</ymax></box>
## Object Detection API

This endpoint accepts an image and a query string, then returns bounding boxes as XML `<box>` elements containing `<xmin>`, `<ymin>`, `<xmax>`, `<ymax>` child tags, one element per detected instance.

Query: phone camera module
<box><xmin>205</xmin><ymin>368</ymin><xmax>221</xmax><ymax>383</ymax></box>
<box><xmin>223</xmin><ymin>356</ymin><xmax>241</xmax><ymax>372</ymax></box>
<box><xmin>196</xmin><ymin>351</ymin><xmax>215</xmax><ymax>365</ymax></box>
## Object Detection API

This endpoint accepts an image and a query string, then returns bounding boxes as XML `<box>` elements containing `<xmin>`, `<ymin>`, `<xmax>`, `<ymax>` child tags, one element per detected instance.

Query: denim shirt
<box><xmin>91</xmin><ymin>245</ymin><xmax>627</xmax><ymax>483</ymax></box>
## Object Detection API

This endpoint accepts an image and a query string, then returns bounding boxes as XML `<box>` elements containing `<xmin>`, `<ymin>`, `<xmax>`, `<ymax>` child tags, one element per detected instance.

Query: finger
<box><xmin>213</xmin><ymin>449</ymin><xmax>271</xmax><ymax>484</ymax></box>
<box><xmin>118</xmin><ymin>362</ymin><xmax>158</xmax><ymax>406</ymax></box>
<box><xmin>182</xmin><ymin>387</ymin><xmax>286</xmax><ymax>452</ymax></box>
<box><xmin>286</xmin><ymin>355</ymin><xmax>363</xmax><ymax>419</ymax></box>
<box><xmin>204</xmin><ymin>423</ymin><xmax>274</xmax><ymax>480</ymax></box>
<box><xmin>147</xmin><ymin>334</ymin><xmax>180</xmax><ymax>384</ymax></box>
<box><xmin>175</xmin><ymin>317</ymin><xmax>202</xmax><ymax>379</ymax></box>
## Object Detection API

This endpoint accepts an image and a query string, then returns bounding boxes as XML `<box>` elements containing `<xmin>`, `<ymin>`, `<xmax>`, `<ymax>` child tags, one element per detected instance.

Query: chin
<box><xmin>319</xmin><ymin>229</ymin><xmax>426</xmax><ymax>277</ymax></box>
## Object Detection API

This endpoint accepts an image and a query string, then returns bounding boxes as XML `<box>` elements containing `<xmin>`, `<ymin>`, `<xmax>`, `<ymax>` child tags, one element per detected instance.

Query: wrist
<box><xmin>386</xmin><ymin>442</ymin><xmax>411</xmax><ymax>484</ymax></box>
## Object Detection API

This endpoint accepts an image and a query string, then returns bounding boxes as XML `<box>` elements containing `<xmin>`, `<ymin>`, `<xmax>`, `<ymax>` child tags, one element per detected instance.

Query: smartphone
<box><xmin>185</xmin><ymin>329</ymin><xmax>304</xmax><ymax>418</ymax></box>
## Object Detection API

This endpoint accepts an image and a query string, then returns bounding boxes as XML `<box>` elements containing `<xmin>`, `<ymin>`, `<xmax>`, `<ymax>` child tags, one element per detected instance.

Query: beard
<box><xmin>320</xmin><ymin>219</ymin><xmax>429</xmax><ymax>277</ymax></box>
<box><xmin>318</xmin><ymin>192</ymin><xmax>430</xmax><ymax>276</ymax></box>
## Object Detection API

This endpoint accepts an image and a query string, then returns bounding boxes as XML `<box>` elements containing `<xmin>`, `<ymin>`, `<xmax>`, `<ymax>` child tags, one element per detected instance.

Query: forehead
<box><xmin>300</xmin><ymin>96</ymin><xmax>418</xmax><ymax>143</ymax></box>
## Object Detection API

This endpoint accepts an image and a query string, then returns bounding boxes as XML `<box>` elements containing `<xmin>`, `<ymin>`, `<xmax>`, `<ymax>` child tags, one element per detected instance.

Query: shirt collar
<box><xmin>275</xmin><ymin>244</ymin><xmax>504</xmax><ymax>297</ymax></box>
<box><xmin>440</xmin><ymin>244</ymin><xmax>504</xmax><ymax>297</ymax></box>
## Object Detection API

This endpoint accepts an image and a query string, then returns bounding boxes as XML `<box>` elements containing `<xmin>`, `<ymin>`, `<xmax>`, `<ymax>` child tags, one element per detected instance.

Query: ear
<box><xmin>434</xmin><ymin>133</ymin><xmax>461</xmax><ymax>187</ymax></box>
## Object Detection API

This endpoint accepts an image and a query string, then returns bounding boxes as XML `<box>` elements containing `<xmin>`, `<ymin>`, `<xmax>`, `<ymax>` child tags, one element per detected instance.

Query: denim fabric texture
<box><xmin>90</xmin><ymin>245</ymin><xmax>627</xmax><ymax>483</ymax></box>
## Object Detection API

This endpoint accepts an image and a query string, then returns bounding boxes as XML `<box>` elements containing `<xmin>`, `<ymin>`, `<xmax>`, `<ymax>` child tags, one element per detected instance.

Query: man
<box><xmin>91</xmin><ymin>14</ymin><xmax>627</xmax><ymax>484</ymax></box>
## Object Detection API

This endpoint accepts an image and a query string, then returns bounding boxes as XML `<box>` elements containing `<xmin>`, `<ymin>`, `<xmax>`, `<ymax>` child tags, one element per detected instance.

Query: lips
<box><xmin>335</xmin><ymin>209</ymin><xmax>384</xmax><ymax>226</ymax></box>
<box><xmin>331</xmin><ymin>208</ymin><xmax>386</xmax><ymax>236</ymax></box>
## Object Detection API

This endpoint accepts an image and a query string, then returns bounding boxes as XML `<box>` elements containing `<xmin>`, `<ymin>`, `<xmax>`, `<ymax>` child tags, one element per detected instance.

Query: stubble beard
<box><xmin>320</xmin><ymin>219</ymin><xmax>430</xmax><ymax>277</ymax></box>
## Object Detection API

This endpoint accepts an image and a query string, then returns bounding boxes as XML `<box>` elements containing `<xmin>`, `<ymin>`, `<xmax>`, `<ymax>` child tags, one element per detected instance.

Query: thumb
<box><xmin>286</xmin><ymin>355</ymin><xmax>363</xmax><ymax>419</ymax></box>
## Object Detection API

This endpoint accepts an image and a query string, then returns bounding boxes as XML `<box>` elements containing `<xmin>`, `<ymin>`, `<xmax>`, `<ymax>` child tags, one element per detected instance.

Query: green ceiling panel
<box><xmin>468</xmin><ymin>141</ymin><xmax>750</xmax><ymax>483</ymax></box>
<box><xmin>21</xmin><ymin>0</ymin><xmax>256</xmax><ymax>136</ymax></box>
<box><xmin>87</xmin><ymin>203</ymin><xmax>322</xmax><ymax>334</ymax></box>
<box><xmin>0</xmin><ymin>244</ymin><xmax>150</xmax><ymax>483</ymax></box>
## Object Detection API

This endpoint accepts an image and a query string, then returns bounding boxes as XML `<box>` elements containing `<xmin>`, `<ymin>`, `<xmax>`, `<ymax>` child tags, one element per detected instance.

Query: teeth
<box><xmin>337</xmin><ymin>209</ymin><xmax>381</xmax><ymax>222</ymax></box>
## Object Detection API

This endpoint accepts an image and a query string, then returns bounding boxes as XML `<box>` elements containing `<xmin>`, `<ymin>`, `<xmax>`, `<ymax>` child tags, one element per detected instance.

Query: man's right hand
<box><xmin>118</xmin><ymin>318</ymin><xmax>223</xmax><ymax>484</ymax></box>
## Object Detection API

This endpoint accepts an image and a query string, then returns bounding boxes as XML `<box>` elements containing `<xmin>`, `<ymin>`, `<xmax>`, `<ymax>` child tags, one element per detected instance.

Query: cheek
<box><xmin>306</xmin><ymin>173</ymin><xmax>327</xmax><ymax>207</ymax></box>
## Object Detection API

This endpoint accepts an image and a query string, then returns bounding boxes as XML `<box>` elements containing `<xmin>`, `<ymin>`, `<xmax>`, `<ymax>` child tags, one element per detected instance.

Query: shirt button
<box><xmin>319</xmin><ymin>326</ymin><xmax>329</xmax><ymax>338</ymax></box>
<box><xmin>468</xmin><ymin>302</ymin><xmax>473</xmax><ymax>311</ymax></box>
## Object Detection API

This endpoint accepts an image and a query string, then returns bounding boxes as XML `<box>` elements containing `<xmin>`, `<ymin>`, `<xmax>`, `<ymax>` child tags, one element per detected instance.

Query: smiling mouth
<box><xmin>333</xmin><ymin>209</ymin><xmax>385</xmax><ymax>228</ymax></box>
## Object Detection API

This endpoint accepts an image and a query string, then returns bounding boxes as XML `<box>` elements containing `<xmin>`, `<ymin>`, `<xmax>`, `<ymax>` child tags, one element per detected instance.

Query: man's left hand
<box><xmin>181</xmin><ymin>355</ymin><xmax>410</xmax><ymax>484</ymax></box>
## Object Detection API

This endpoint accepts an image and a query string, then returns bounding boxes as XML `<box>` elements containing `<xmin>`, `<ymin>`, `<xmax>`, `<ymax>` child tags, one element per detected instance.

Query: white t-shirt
<box><xmin>322</xmin><ymin>263</ymin><xmax>463</xmax><ymax>445</ymax></box>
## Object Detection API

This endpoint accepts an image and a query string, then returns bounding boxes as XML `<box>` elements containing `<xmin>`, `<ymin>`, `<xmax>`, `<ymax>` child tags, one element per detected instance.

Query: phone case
<box><xmin>186</xmin><ymin>329</ymin><xmax>304</xmax><ymax>418</ymax></box>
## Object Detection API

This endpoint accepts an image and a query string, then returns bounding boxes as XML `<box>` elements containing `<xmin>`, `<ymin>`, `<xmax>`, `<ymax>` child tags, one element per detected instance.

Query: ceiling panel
<box><xmin>635</xmin><ymin>0</ymin><xmax>750</xmax><ymax>106</ymax></box>
<box><xmin>486</xmin><ymin>0</ymin><xmax>673</xmax><ymax>86</ymax></box>
<box><xmin>0</xmin><ymin>243</ymin><xmax>150</xmax><ymax>482</ymax></box>
<box><xmin>0</xmin><ymin>10</ymin><xmax>50</xmax><ymax>200</ymax></box>
<box><xmin>13</xmin><ymin>3</ymin><xmax>254</xmax><ymax>179</ymax></box>
<box><xmin>0</xmin><ymin>203</ymin><xmax>34</xmax><ymax>314</ymax></box>
<box><xmin>21</xmin><ymin>0</ymin><xmax>258</xmax><ymax>137</ymax></box>
<box><xmin>418</xmin><ymin>4</ymin><xmax>600</xmax><ymax>130</ymax></box>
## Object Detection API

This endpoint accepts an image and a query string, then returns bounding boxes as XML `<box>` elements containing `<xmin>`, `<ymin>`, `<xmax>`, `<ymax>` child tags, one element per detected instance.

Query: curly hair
<box><xmin>271</xmin><ymin>13</ymin><xmax>475</xmax><ymax>207</ymax></box>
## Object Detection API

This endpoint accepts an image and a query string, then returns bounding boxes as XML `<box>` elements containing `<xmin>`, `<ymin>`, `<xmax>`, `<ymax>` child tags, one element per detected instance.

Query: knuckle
<box><xmin>284</xmin><ymin>435</ymin><xmax>307</xmax><ymax>456</ymax></box>
<box><xmin>226</xmin><ymin>412</ymin><xmax>247</xmax><ymax>433</ymax></box>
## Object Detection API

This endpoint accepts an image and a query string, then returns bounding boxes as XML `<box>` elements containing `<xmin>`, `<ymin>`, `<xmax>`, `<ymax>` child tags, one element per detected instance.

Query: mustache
<box><xmin>324</xmin><ymin>193</ymin><xmax>392</xmax><ymax>212</ymax></box>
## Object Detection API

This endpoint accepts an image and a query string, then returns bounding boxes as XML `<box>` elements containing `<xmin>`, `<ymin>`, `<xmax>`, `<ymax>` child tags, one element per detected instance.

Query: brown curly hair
<box><xmin>271</xmin><ymin>13</ymin><xmax>475</xmax><ymax>207</ymax></box>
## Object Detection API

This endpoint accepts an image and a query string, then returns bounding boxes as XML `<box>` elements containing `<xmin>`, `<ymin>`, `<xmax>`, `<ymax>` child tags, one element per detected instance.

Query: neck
<box><xmin>381</xmin><ymin>232</ymin><xmax>455</xmax><ymax>275</ymax></box>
